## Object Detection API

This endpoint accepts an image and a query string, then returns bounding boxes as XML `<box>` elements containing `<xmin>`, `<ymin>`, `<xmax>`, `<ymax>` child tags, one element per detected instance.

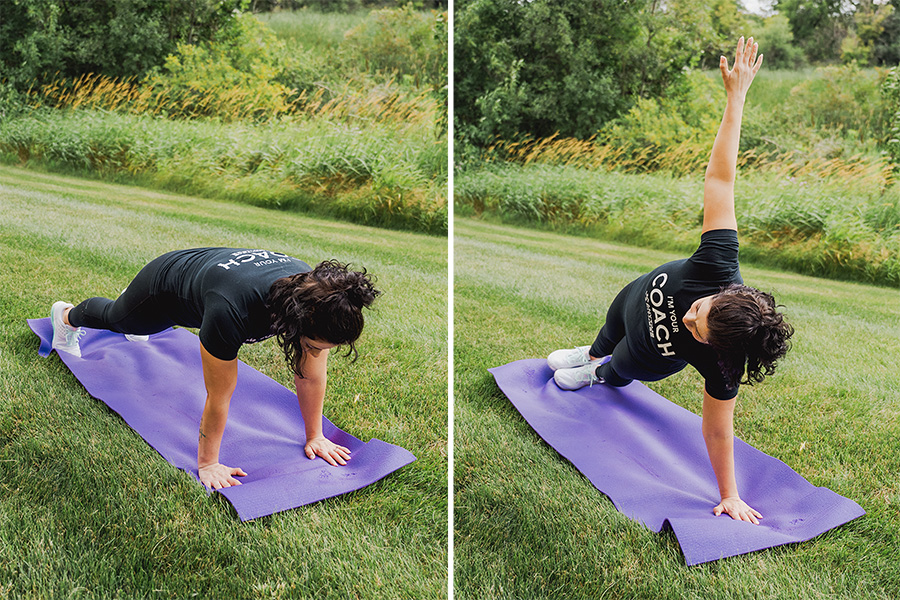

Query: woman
<box><xmin>50</xmin><ymin>248</ymin><xmax>380</xmax><ymax>490</ymax></box>
<box><xmin>547</xmin><ymin>38</ymin><xmax>793</xmax><ymax>525</ymax></box>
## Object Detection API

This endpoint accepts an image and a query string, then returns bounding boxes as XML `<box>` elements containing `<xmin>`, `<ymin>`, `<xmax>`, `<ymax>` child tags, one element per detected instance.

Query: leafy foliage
<box><xmin>883</xmin><ymin>65</ymin><xmax>900</xmax><ymax>173</ymax></box>
<box><xmin>751</xmin><ymin>14</ymin><xmax>807</xmax><ymax>69</ymax></box>
<box><xmin>454</xmin><ymin>0</ymin><xmax>649</xmax><ymax>146</ymax></box>
<box><xmin>141</xmin><ymin>12</ymin><xmax>292</xmax><ymax>120</ymax></box>
<box><xmin>343</xmin><ymin>5</ymin><xmax>448</xmax><ymax>91</ymax></box>
<box><xmin>0</xmin><ymin>0</ymin><xmax>244</xmax><ymax>88</ymax></box>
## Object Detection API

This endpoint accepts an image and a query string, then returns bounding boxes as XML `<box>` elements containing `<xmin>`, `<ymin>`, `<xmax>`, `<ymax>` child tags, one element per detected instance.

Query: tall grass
<box><xmin>258</xmin><ymin>9</ymin><xmax>370</xmax><ymax>51</ymax></box>
<box><xmin>481</xmin><ymin>132</ymin><xmax>894</xmax><ymax>183</ymax></box>
<box><xmin>0</xmin><ymin>108</ymin><xmax>447</xmax><ymax>234</ymax></box>
<box><xmin>2</xmin><ymin>9</ymin><xmax>448</xmax><ymax>235</ymax></box>
<box><xmin>455</xmin><ymin>164</ymin><xmax>900</xmax><ymax>286</ymax></box>
<box><xmin>26</xmin><ymin>71</ymin><xmax>440</xmax><ymax>125</ymax></box>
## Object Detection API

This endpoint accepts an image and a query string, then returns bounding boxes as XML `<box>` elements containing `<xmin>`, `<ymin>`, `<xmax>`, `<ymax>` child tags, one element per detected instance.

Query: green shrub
<box><xmin>0</xmin><ymin>0</ymin><xmax>242</xmax><ymax>88</ymax></box>
<box><xmin>782</xmin><ymin>63</ymin><xmax>886</xmax><ymax>142</ymax></box>
<box><xmin>342</xmin><ymin>6</ymin><xmax>448</xmax><ymax>90</ymax></box>
<box><xmin>598</xmin><ymin>71</ymin><xmax>722</xmax><ymax>174</ymax></box>
<box><xmin>752</xmin><ymin>14</ymin><xmax>807</xmax><ymax>70</ymax></box>
<box><xmin>883</xmin><ymin>65</ymin><xmax>900</xmax><ymax>172</ymax></box>
<box><xmin>142</xmin><ymin>12</ymin><xmax>293</xmax><ymax>121</ymax></box>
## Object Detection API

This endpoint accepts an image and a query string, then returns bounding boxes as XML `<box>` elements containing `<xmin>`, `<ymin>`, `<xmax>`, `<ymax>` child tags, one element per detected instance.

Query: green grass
<box><xmin>0</xmin><ymin>106</ymin><xmax>448</xmax><ymax>235</ymax></box>
<box><xmin>1</xmin><ymin>7</ymin><xmax>448</xmax><ymax>236</ymax></box>
<box><xmin>743</xmin><ymin>67</ymin><xmax>819</xmax><ymax>114</ymax></box>
<box><xmin>257</xmin><ymin>10</ymin><xmax>370</xmax><ymax>53</ymax></box>
<box><xmin>455</xmin><ymin>165</ymin><xmax>900</xmax><ymax>287</ymax></box>
<box><xmin>0</xmin><ymin>165</ymin><xmax>447</xmax><ymax>599</ymax></box>
<box><xmin>454</xmin><ymin>217</ymin><xmax>900</xmax><ymax>599</ymax></box>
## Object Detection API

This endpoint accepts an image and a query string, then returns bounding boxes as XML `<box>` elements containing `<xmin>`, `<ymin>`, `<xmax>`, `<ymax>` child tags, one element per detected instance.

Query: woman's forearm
<box><xmin>295</xmin><ymin>373</ymin><xmax>327</xmax><ymax>440</ymax></box>
<box><xmin>198</xmin><ymin>344</ymin><xmax>238</xmax><ymax>469</ymax></box>
<box><xmin>703</xmin><ymin>428</ymin><xmax>739</xmax><ymax>500</ymax></box>
<box><xmin>705</xmin><ymin>96</ymin><xmax>746</xmax><ymax>186</ymax></box>
<box><xmin>198</xmin><ymin>400</ymin><xmax>229</xmax><ymax>467</ymax></box>
<box><xmin>701</xmin><ymin>391</ymin><xmax>740</xmax><ymax>500</ymax></box>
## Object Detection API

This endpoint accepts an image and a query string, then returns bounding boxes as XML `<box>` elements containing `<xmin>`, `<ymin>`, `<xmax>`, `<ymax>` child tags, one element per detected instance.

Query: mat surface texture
<box><xmin>489</xmin><ymin>359</ymin><xmax>864</xmax><ymax>566</ymax></box>
<box><xmin>30</xmin><ymin>318</ymin><xmax>415</xmax><ymax>521</ymax></box>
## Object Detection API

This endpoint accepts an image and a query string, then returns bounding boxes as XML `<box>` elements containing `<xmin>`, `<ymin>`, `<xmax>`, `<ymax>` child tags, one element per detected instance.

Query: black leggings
<box><xmin>589</xmin><ymin>281</ymin><xmax>684</xmax><ymax>387</ymax></box>
<box><xmin>67</xmin><ymin>255</ymin><xmax>179</xmax><ymax>335</ymax></box>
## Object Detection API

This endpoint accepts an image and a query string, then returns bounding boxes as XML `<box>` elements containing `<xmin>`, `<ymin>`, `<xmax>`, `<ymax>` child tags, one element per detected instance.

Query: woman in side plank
<box><xmin>547</xmin><ymin>37</ymin><xmax>793</xmax><ymax>525</ymax></box>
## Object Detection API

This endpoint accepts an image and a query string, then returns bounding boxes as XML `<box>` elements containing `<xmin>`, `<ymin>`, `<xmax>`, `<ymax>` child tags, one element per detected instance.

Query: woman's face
<box><xmin>683</xmin><ymin>295</ymin><xmax>715</xmax><ymax>344</ymax></box>
<box><xmin>300</xmin><ymin>337</ymin><xmax>338</xmax><ymax>357</ymax></box>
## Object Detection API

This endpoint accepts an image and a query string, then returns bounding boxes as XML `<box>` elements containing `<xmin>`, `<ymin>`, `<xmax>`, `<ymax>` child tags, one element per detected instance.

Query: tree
<box><xmin>872</xmin><ymin>0</ymin><xmax>900</xmax><ymax>65</ymax></box>
<box><xmin>773</xmin><ymin>0</ymin><xmax>851</xmax><ymax>63</ymax></box>
<box><xmin>455</xmin><ymin>0</ymin><xmax>706</xmax><ymax>147</ymax></box>
<box><xmin>841</xmin><ymin>0</ymin><xmax>894</xmax><ymax>65</ymax></box>
<box><xmin>752</xmin><ymin>13</ymin><xmax>806</xmax><ymax>69</ymax></box>
<box><xmin>0</xmin><ymin>0</ymin><xmax>244</xmax><ymax>88</ymax></box>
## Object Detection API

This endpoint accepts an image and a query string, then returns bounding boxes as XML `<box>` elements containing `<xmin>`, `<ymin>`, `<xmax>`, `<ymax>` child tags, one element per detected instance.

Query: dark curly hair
<box><xmin>267</xmin><ymin>260</ymin><xmax>381</xmax><ymax>377</ymax></box>
<box><xmin>705</xmin><ymin>283</ymin><xmax>794</xmax><ymax>389</ymax></box>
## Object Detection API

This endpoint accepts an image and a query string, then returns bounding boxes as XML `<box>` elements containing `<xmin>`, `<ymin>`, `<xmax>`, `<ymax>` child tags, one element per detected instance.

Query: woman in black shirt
<box><xmin>548</xmin><ymin>38</ymin><xmax>793</xmax><ymax>526</ymax></box>
<box><xmin>50</xmin><ymin>250</ymin><xmax>380</xmax><ymax>490</ymax></box>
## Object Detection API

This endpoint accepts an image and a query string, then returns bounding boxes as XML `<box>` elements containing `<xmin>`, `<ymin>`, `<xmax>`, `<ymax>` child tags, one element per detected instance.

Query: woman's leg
<box><xmin>589</xmin><ymin>281</ymin><xmax>633</xmax><ymax>359</ymax></box>
<box><xmin>65</xmin><ymin>256</ymin><xmax>176</xmax><ymax>335</ymax></box>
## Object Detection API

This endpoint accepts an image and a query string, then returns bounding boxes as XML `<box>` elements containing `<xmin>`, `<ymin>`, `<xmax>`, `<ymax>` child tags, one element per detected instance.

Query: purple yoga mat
<box><xmin>29</xmin><ymin>318</ymin><xmax>415</xmax><ymax>521</ymax></box>
<box><xmin>489</xmin><ymin>359</ymin><xmax>864</xmax><ymax>566</ymax></box>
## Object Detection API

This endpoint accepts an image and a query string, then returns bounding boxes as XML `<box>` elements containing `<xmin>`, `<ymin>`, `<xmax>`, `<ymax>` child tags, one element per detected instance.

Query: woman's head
<box><xmin>268</xmin><ymin>260</ymin><xmax>381</xmax><ymax>377</ymax></box>
<box><xmin>705</xmin><ymin>284</ymin><xmax>794</xmax><ymax>389</ymax></box>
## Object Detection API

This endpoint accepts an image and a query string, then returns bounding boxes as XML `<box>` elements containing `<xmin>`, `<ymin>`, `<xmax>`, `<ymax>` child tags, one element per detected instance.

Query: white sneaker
<box><xmin>547</xmin><ymin>345</ymin><xmax>592</xmax><ymax>371</ymax></box>
<box><xmin>51</xmin><ymin>301</ymin><xmax>85</xmax><ymax>358</ymax></box>
<box><xmin>553</xmin><ymin>357</ymin><xmax>609</xmax><ymax>390</ymax></box>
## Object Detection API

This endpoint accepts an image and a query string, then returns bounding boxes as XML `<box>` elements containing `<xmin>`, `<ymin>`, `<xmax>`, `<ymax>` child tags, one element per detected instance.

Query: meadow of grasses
<box><xmin>455</xmin><ymin>67</ymin><xmax>900</xmax><ymax>286</ymax></box>
<box><xmin>0</xmin><ymin>165</ymin><xmax>448</xmax><ymax>598</ymax></box>
<box><xmin>0</xmin><ymin>7</ymin><xmax>448</xmax><ymax>235</ymax></box>
<box><xmin>454</xmin><ymin>217</ymin><xmax>900</xmax><ymax>599</ymax></box>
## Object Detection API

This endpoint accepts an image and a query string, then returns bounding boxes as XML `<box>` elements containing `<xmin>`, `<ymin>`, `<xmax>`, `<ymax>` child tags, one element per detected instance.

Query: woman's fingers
<box><xmin>306</xmin><ymin>439</ymin><xmax>352</xmax><ymax>466</ymax></box>
<box><xmin>753</xmin><ymin>52</ymin><xmax>764</xmax><ymax>75</ymax></box>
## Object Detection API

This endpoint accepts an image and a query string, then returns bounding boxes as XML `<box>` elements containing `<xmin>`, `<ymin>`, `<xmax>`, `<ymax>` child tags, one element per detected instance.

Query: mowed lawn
<box><xmin>454</xmin><ymin>217</ymin><xmax>899</xmax><ymax>599</ymax></box>
<box><xmin>0</xmin><ymin>165</ymin><xmax>447</xmax><ymax>599</ymax></box>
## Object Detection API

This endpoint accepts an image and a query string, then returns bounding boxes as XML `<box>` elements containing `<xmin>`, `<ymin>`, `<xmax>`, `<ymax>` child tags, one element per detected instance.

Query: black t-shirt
<box><xmin>150</xmin><ymin>248</ymin><xmax>312</xmax><ymax>361</ymax></box>
<box><xmin>623</xmin><ymin>229</ymin><xmax>743</xmax><ymax>400</ymax></box>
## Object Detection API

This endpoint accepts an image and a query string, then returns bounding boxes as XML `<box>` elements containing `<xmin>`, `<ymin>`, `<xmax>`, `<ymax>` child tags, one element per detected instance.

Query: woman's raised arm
<box><xmin>702</xmin><ymin>36</ymin><xmax>763</xmax><ymax>234</ymax></box>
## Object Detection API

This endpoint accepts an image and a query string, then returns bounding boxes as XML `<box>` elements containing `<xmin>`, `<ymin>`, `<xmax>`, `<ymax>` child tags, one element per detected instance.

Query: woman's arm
<box><xmin>294</xmin><ymin>348</ymin><xmax>352</xmax><ymax>466</ymax></box>
<box><xmin>198</xmin><ymin>343</ymin><xmax>247</xmax><ymax>489</ymax></box>
<box><xmin>702</xmin><ymin>36</ymin><xmax>763</xmax><ymax>234</ymax></box>
<box><xmin>702</xmin><ymin>389</ymin><xmax>762</xmax><ymax>524</ymax></box>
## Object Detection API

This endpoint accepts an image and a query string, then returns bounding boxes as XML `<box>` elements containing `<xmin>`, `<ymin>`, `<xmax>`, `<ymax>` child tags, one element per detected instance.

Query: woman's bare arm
<box><xmin>294</xmin><ymin>347</ymin><xmax>352</xmax><ymax>466</ymax></box>
<box><xmin>198</xmin><ymin>343</ymin><xmax>247</xmax><ymax>489</ymax></box>
<box><xmin>702</xmin><ymin>36</ymin><xmax>763</xmax><ymax>234</ymax></box>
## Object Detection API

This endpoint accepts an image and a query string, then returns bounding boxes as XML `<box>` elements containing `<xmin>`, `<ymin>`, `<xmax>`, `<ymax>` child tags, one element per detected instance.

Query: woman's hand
<box><xmin>720</xmin><ymin>36</ymin><xmax>763</xmax><ymax>100</ymax></box>
<box><xmin>305</xmin><ymin>436</ymin><xmax>351</xmax><ymax>466</ymax></box>
<box><xmin>199</xmin><ymin>462</ymin><xmax>247</xmax><ymax>489</ymax></box>
<box><xmin>714</xmin><ymin>496</ymin><xmax>763</xmax><ymax>525</ymax></box>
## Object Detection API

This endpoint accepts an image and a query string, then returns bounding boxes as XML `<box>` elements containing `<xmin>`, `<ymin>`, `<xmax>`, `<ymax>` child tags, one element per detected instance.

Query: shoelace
<box><xmin>65</xmin><ymin>328</ymin><xmax>86</xmax><ymax>346</ymax></box>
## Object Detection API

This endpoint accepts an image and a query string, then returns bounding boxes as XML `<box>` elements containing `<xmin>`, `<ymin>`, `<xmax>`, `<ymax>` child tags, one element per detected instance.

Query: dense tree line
<box><xmin>0</xmin><ymin>0</ymin><xmax>250</xmax><ymax>87</ymax></box>
<box><xmin>455</xmin><ymin>0</ymin><xmax>900</xmax><ymax>148</ymax></box>
<box><xmin>0</xmin><ymin>0</ymin><xmax>444</xmax><ymax>91</ymax></box>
